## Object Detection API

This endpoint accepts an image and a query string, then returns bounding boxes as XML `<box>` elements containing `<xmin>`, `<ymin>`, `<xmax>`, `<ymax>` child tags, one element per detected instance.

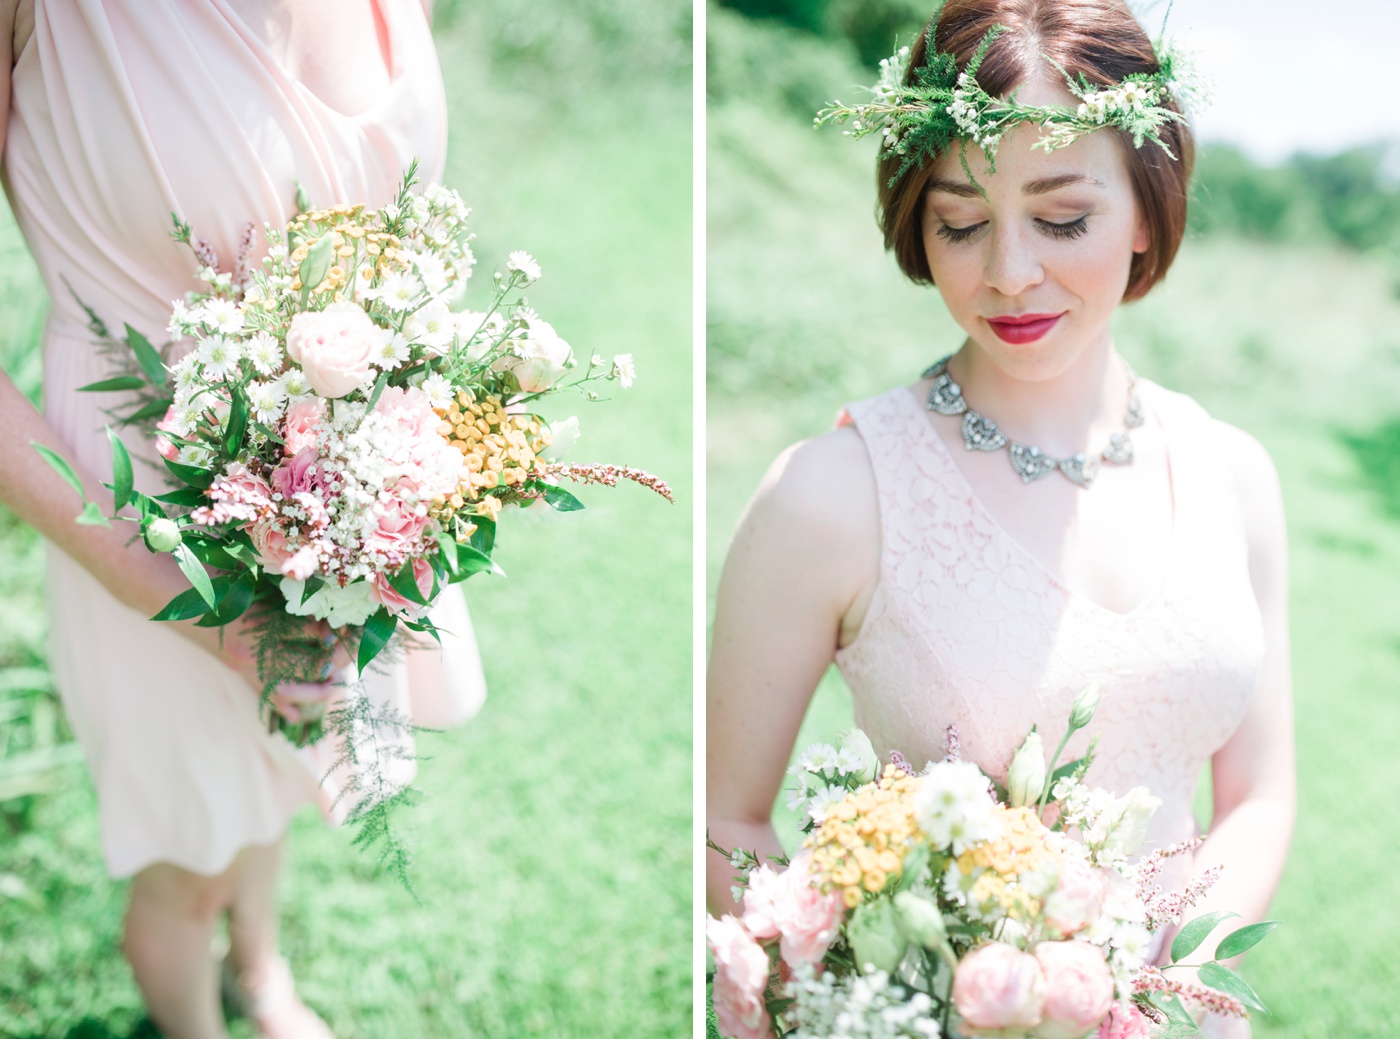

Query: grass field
<box><xmin>707</xmin><ymin>13</ymin><xmax>1400</xmax><ymax>1037</ymax></box>
<box><xmin>0</xmin><ymin>8</ymin><xmax>692</xmax><ymax>1039</ymax></box>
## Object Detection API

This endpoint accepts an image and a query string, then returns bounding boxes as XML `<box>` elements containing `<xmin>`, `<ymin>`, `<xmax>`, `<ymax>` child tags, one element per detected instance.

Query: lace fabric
<box><xmin>834</xmin><ymin>382</ymin><xmax>1265</xmax><ymax>889</ymax></box>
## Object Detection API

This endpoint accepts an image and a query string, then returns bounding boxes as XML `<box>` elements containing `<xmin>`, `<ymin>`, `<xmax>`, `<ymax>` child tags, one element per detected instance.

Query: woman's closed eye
<box><xmin>934</xmin><ymin>216</ymin><xmax>1090</xmax><ymax>244</ymax></box>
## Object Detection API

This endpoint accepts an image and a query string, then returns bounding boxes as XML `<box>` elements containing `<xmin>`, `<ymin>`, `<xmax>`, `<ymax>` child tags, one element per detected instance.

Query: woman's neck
<box><xmin>944</xmin><ymin>337</ymin><xmax>1131</xmax><ymax>459</ymax></box>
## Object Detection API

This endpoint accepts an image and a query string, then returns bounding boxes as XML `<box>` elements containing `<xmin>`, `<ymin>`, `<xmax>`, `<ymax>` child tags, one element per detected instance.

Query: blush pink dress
<box><xmin>834</xmin><ymin>382</ymin><xmax>1266</xmax><ymax>895</ymax></box>
<box><xmin>6</xmin><ymin>0</ymin><xmax>484</xmax><ymax>879</ymax></box>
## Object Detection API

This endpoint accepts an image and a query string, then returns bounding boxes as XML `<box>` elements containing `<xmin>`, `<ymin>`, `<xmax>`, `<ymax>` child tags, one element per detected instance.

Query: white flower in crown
<box><xmin>1117</xmin><ymin>80</ymin><xmax>1152</xmax><ymax>110</ymax></box>
<box><xmin>1078</xmin><ymin>93</ymin><xmax>1109</xmax><ymax>124</ymax></box>
<box><xmin>507</xmin><ymin>250</ymin><xmax>542</xmax><ymax>282</ymax></box>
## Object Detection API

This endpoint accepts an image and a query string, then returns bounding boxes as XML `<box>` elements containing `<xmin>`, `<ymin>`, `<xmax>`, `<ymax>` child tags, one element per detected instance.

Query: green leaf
<box><xmin>469</xmin><ymin>516</ymin><xmax>495</xmax><ymax>555</ymax></box>
<box><xmin>299</xmin><ymin>234</ymin><xmax>336</xmax><ymax>303</ymax></box>
<box><xmin>365</xmin><ymin>368</ymin><xmax>390</xmax><ymax>411</ymax></box>
<box><xmin>122</xmin><ymin>397</ymin><xmax>175</xmax><ymax>424</ymax></box>
<box><xmin>125</xmin><ymin>323</ymin><xmax>167</xmax><ymax>385</ymax></box>
<box><xmin>154</xmin><ymin>486</ymin><xmax>209</xmax><ymax>508</ymax></box>
<box><xmin>452</xmin><ymin>543</ymin><xmax>500</xmax><ymax>580</ymax></box>
<box><xmin>300</xmin><ymin>576</ymin><xmax>325</xmax><ymax>606</ymax></box>
<box><xmin>250</xmin><ymin>419</ymin><xmax>286</xmax><ymax>445</ymax></box>
<box><xmin>77</xmin><ymin>375</ymin><xmax>147</xmax><ymax>393</ymax></box>
<box><xmin>223</xmin><ymin>388</ymin><xmax>248</xmax><ymax>457</ymax></box>
<box><xmin>402</xmin><ymin>617</ymin><xmax>442</xmax><ymax>645</ymax></box>
<box><xmin>106</xmin><ymin>426</ymin><xmax>133</xmax><ymax>512</ymax></box>
<box><xmin>1198</xmin><ymin>961</ymin><xmax>1267</xmax><ymax>1014</ymax></box>
<box><xmin>152</xmin><ymin>583</ymin><xmax>223</xmax><ymax>622</ymax></box>
<box><xmin>437</xmin><ymin>534</ymin><xmax>458</xmax><ymax>576</ymax></box>
<box><xmin>75</xmin><ymin>502</ymin><xmax>111</xmax><ymax>527</ymax></box>
<box><xmin>194</xmin><ymin>574</ymin><xmax>256</xmax><ymax>627</ymax></box>
<box><xmin>1171</xmin><ymin>910</ymin><xmax>1238</xmax><ymax>963</ymax></box>
<box><xmin>1214</xmin><ymin>921</ymin><xmax>1280</xmax><ymax>961</ymax></box>
<box><xmin>31</xmin><ymin>442</ymin><xmax>84</xmax><ymax>499</ymax></box>
<box><xmin>172</xmin><ymin>543</ymin><xmax>217</xmax><ymax>609</ymax></box>
<box><xmin>1048</xmin><ymin>755</ymin><xmax>1088</xmax><ymax>787</ymax></box>
<box><xmin>357</xmin><ymin>608</ymin><xmax>398</xmax><ymax>675</ymax></box>
<box><xmin>540</xmin><ymin>482</ymin><xmax>585</xmax><ymax>512</ymax></box>
<box><xmin>162</xmin><ymin>456</ymin><xmax>216</xmax><ymax>489</ymax></box>
<box><xmin>127</xmin><ymin>491</ymin><xmax>167</xmax><ymax>522</ymax></box>
<box><xmin>388</xmin><ymin>560</ymin><xmax>430</xmax><ymax>606</ymax></box>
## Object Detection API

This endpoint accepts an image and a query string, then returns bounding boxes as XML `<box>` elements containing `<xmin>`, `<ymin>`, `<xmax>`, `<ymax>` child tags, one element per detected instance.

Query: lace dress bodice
<box><xmin>834</xmin><ymin>382</ymin><xmax>1265</xmax><ymax>888</ymax></box>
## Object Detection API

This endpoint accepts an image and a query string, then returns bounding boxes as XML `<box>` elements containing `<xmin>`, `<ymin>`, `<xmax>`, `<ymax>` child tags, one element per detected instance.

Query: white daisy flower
<box><xmin>404</xmin><ymin>299</ymin><xmax>455</xmax><ymax>353</ymax></box>
<box><xmin>506</xmin><ymin>250</ymin><xmax>541</xmax><ymax>282</ymax></box>
<box><xmin>411</xmin><ymin>250</ymin><xmax>450</xmax><ymax>294</ymax></box>
<box><xmin>167</xmin><ymin>300</ymin><xmax>193</xmax><ymax>341</ymax></box>
<box><xmin>247</xmin><ymin>379</ymin><xmax>288</xmax><ymax>424</ymax></box>
<box><xmin>202</xmin><ymin>297</ymin><xmax>245</xmax><ymax>334</ymax></box>
<box><xmin>196</xmin><ymin>335</ymin><xmax>242</xmax><ymax>381</ymax></box>
<box><xmin>611</xmin><ymin>353</ymin><xmax>637</xmax><ymax>389</ymax></box>
<box><xmin>375</xmin><ymin>270</ymin><xmax>423</xmax><ymax>311</ymax></box>
<box><xmin>372</xmin><ymin>328</ymin><xmax>411</xmax><ymax>369</ymax></box>
<box><xmin>279</xmin><ymin>367</ymin><xmax>313</xmax><ymax>400</ymax></box>
<box><xmin>421</xmin><ymin>372</ymin><xmax>454</xmax><ymax>409</ymax></box>
<box><xmin>176</xmin><ymin>443</ymin><xmax>215</xmax><ymax>468</ymax></box>
<box><xmin>246</xmin><ymin>331</ymin><xmax>284</xmax><ymax>375</ymax></box>
<box><xmin>171</xmin><ymin>354</ymin><xmax>202</xmax><ymax>394</ymax></box>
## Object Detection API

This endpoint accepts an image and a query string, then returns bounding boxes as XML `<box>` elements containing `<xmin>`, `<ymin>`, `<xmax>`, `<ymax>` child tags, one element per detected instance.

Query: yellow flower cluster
<box><xmin>806</xmin><ymin>765</ymin><xmax>923</xmax><ymax>909</ymax></box>
<box><xmin>287</xmin><ymin>205</ymin><xmax>410</xmax><ymax>297</ymax></box>
<box><xmin>956</xmin><ymin>806</ymin><xmax>1061</xmax><ymax>921</ymax></box>
<box><xmin>429</xmin><ymin>391</ymin><xmax>551</xmax><ymax>523</ymax></box>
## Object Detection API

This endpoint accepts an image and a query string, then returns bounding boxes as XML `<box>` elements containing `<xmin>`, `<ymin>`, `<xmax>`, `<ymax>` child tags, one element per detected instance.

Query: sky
<box><xmin>1141</xmin><ymin>0</ymin><xmax>1400</xmax><ymax>163</ymax></box>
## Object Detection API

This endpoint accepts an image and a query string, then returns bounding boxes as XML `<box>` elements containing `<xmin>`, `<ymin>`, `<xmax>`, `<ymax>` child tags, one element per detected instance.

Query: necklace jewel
<box><xmin>923</xmin><ymin>354</ymin><xmax>1140</xmax><ymax>490</ymax></box>
<box><xmin>1010</xmin><ymin>443</ymin><xmax>1057</xmax><ymax>483</ymax></box>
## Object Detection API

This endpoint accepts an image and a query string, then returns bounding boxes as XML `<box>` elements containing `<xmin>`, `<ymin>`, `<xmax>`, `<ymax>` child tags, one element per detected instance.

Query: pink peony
<box><xmin>740</xmin><ymin>864</ymin><xmax>785</xmax><ymax>941</ymax></box>
<box><xmin>1044</xmin><ymin>857</ymin><xmax>1104</xmax><ymax>938</ymax></box>
<box><xmin>282</xmin><ymin>397</ymin><xmax>326</xmax><ymax>456</ymax></box>
<box><xmin>368</xmin><ymin>557</ymin><xmax>436</xmax><ymax>620</ymax></box>
<box><xmin>769</xmin><ymin>855</ymin><xmax>844</xmax><ymax>967</ymax></box>
<box><xmin>1033</xmin><ymin>941</ymin><xmax>1115</xmax><ymax>1038</ymax></box>
<box><xmin>707</xmin><ymin>915</ymin><xmax>772</xmax><ymax>1039</ymax></box>
<box><xmin>284</xmin><ymin>300</ymin><xmax>378</xmax><ymax>398</ymax></box>
<box><xmin>1096</xmin><ymin>1002</ymin><xmax>1153</xmax><ymax>1039</ymax></box>
<box><xmin>953</xmin><ymin>942</ymin><xmax>1047</xmax><ymax>1034</ymax></box>
<box><xmin>270</xmin><ymin>447</ymin><xmax>324</xmax><ymax>500</ymax></box>
<box><xmin>155</xmin><ymin>404</ymin><xmax>180</xmax><ymax>460</ymax></box>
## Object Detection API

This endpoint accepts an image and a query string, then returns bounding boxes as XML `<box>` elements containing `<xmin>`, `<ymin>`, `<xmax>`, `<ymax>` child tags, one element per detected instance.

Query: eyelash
<box><xmin>935</xmin><ymin>217</ymin><xmax>1090</xmax><ymax>243</ymax></box>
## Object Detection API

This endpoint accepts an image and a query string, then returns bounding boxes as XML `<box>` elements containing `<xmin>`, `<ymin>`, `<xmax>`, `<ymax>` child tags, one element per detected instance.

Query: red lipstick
<box><xmin>985</xmin><ymin>312</ymin><xmax>1064</xmax><ymax>344</ymax></box>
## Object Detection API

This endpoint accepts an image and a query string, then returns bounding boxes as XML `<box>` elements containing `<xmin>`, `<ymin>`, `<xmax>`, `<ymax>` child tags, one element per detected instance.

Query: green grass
<box><xmin>708</xmin><ymin>27</ymin><xmax>1400</xmax><ymax>1038</ymax></box>
<box><xmin>0</xmin><ymin>10</ymin><xmax>691</xmax><ymax>1039</ymax></box>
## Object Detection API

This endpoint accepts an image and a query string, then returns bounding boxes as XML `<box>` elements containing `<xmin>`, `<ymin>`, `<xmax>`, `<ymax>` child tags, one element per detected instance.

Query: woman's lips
<box><xmin>985</xmin><ymin>312</ymin><xmax>1064</xmax><ymax>344</ymax></box>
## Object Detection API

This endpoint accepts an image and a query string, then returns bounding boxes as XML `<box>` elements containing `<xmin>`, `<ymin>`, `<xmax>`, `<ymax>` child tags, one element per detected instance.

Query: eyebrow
<box><xmin>926</xmin><ymin>173</ymin><xmax>1105</xmax><ymax>198</ymax></box>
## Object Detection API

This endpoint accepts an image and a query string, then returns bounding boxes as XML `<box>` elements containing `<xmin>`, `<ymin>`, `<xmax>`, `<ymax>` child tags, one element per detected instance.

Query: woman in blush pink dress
<box><xmin>0</xmin><ymin>1</ymin><xmax>485</xmax><ymax>1036</ymax></box>
<box><xmin>706</xmin><ymin>2</ymin><xmax>1294</xmax><ymax>1036</ymax></box>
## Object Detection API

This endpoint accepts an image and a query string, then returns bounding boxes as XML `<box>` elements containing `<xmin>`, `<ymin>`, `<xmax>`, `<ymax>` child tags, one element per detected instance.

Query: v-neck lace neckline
<box><xmin>898</xmin><ymin>383</ymin><xmax>1182</xmax><ymax>620</ymax></box>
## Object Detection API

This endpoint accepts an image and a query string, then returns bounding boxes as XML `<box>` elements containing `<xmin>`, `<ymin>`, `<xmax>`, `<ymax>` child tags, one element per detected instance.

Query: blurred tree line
<box><xmin>711</xmin><ymin>0</ymin><xmax>1400</xmax><ymax>273</ymax></box>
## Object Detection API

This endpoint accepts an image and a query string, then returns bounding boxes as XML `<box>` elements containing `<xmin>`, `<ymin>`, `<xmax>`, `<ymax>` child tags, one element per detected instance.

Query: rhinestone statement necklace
<box><xmin>922</xmin><ymin>356</ymin><xmax>1142</xmax><ymax>489</ymax></box>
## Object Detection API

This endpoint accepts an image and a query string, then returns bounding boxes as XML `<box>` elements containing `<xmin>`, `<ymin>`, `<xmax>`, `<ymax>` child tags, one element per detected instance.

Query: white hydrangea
<box><xmin>280</xmin><ymin>576</ymin><xmax>377</xmax><ymax>627</ymax></box>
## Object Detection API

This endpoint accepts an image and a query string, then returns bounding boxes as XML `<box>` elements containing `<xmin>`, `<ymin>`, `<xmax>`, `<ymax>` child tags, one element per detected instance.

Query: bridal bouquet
<box><xmin>35</xmin><ymin>164</ymin><xmax>671</xmax><ymax>861</ymax></box>
<box><xmin>706</xmin><ymin>688</ymin><xmax>1276</xmax><ymax>1039</ymax></box>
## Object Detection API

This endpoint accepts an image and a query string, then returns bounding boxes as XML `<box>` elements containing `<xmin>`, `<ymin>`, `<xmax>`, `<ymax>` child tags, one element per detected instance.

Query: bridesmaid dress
<box><xmin>834</xmin><ymin>380</ymin><xmax>1266</xmax><ymax>898</ymax></box>
<box><xmin>5</xmin><ymin>0</ymin><xmax>484</xmax><ymax>879</ymax></box>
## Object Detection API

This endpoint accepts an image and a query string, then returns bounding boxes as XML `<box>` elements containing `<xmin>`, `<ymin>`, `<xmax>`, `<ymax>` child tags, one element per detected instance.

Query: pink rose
<box><xmin>283</xmin><ymin>397</ymin><xmax>326</xmax><ymax>456</ymax></box>
<box><xmin>284</xmin><ymin>300</ymin><xmax>379</xmax><ymax>398</ymax></box>
<box><xmin>953</xmin><ymin>942</ymin><xmax>1046</xmax><ymax>1034</ymax></box>
<box><xmin>270</xmin><ymin>447</ymin><xmax>324</xmax><ymax>500</ymax></box>
<box><xmin>706</xmin><ymin>915</ymin><xmax>772</xmax><ymax>1039</ymax></box>
<box><xmin>769</xmin><ymin>855</ymin><xmax>844</xmax><ymax>967</ymax></box>
<box><xmin>1096</xmin><ymin>1002</ymin><xmax>1153</xmax><ymax>1039</ymax></box>
<box><xmin>1044</xmin><ymin>857</ymin><xmax>1104</xmax><ymax>938</ymax></box>
<box><xmin>1033</xmin><ymin>941</ymin><xmax>1115</xmax><ymax>1039</ymax></box>
<box><xmin>155</xmin><ymin>404</ymin><xmax>180</xmax><ymax>460</ymax></box>
<box><xmin>250</xmin><ymin>518</ymin><xmax>294</xmax><ymax>573</ymax></box>
<box><xmin>740</xmin><ymin>864</ymin><xmax>785</xmax><ymax>941</ymax></box>
<box><xmin>368</xmin><ymin>558</ymin><xmax>436</xmax><ymax>620</ymax></box>
<box><xmin>363</xmin><ymin>492</ymin><xmax>430</xmax><ymax>562</ymax></box>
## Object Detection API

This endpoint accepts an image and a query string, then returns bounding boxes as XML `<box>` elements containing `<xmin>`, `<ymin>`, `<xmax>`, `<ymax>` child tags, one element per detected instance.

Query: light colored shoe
<box><xmin>221</xmin><ymin>955</ymin><xmax>336</xmax><ymax>1039</ymax></box>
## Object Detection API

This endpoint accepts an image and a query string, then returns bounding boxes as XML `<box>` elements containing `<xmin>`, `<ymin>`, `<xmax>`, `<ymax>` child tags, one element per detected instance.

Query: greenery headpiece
<box><xmin>816</xmin><ymin>1</ymin><xmax>1208</xmax><ymax>191</ymax></box>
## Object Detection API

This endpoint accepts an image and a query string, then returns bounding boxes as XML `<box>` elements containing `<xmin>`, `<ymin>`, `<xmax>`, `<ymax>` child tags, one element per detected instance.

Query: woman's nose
<box><xmin>983</xmin><ymin>224</ymin><xmax>1045</xmax><ymax>297</ymax></box>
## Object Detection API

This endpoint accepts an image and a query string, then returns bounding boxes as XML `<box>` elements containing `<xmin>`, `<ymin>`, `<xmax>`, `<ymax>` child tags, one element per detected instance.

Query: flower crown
<box><xmin>815</xmin><ymin>2</ymin><xmax>1208</xmax><ymax>192</ymax></box>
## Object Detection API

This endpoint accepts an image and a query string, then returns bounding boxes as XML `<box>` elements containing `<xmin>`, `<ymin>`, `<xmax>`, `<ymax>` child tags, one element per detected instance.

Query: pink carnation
<box><xmin>769</xmin><ymin>855</ymin><xmax>844</xmax><ymax>968</ymax></box>
<box><xmin>1097</xmin><ymin>1002</ymin><xmax>1153</xmax><ymax>1039</ymax></box>
<box><xmin>249</xmin><ymin>517</ymin><xmax>294</xmax><ymax>573</ymax></box>
<box><xmin>283</xmin><ymin>397</ymin><xmax>326</xmax><ymax>456</ymax></box>
<box><xmin>363</xmin><ymin>491</ymin><xmax>430</xmax><ymax>565</ymax></box>
<box><xmin>368</xmin><ymin>557</ymin><xmax>436</xmax><ymax>620</ymax></box>
<box><xmin>707</xmin><ymin>915</ymin><xmax>772</xmax><ymax>1039</ymax></box>
<box><xmin>953</xmin><ymin>942</ymin><xmax>1046</xmax><ymax>1034</ymax></box>
<box><xmin>740</xmin><ymin>865</ymin><xmax>785</xmax><ymax>941</ymax></box>
<box><xmin>1033</xmin><ymin>941</ymin><xmax>1115</xmax><ymax>1039</ymax></box>
<box><xmin>270</xmin><ymin>447</ymin><xmax>325</xmax><ymax>500</ymax></box>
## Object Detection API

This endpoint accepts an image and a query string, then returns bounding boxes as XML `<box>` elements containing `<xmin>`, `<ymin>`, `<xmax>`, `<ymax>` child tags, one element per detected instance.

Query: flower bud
<box><xmin>840</xmin><ymin>728</ymin><xmax>880</xmax><ymax>783</ymax></box>
<box><xmin>1068</xmin><ymin>682</ymin><xmax>1101</xmax><ymax>730</ymax></box>
<box><xmin>1006</xmin><ymin>730</ymin><xmax>1047</xmax><ymax>808</ymax></box>
<box><xmin>143</xmin><ymin>517</ymin><xmax>183</xmax><ymax>553</ymax></box>
<box><xmin>893</xmin><ymin>891</ymin><xmax>946</xmax><ymax>949</ymax></box>
<box><xmin>847</xmin><ymin>898</ymin><xmax>905</xmax><ymax>974</ymax></box>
